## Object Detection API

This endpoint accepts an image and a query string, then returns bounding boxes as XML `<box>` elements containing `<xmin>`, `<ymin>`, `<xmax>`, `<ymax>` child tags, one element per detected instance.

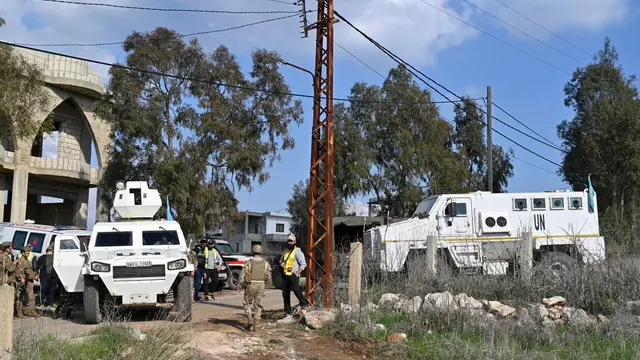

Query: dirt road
<box><xmin>13</xmin><ymin>289</ymin><xmax>370</xmax><ymax>359</ymax></box>
<box><xmin>13</xmin><ymin>289</ymin><xmax>293</xmax><ymax>340</ymax></box>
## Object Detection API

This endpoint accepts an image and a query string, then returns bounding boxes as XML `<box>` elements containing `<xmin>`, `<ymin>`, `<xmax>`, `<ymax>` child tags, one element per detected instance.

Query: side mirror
<box><xmin>445</xmin><ymin>203</ymin><xmax>457</xmax><ymax>217</ymax></box>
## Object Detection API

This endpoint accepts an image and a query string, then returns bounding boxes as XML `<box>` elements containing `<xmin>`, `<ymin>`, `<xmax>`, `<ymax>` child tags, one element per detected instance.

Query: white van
<box><xmin>0</xmin><ymin>222</ymin><xmax>92</xmax><ymax>262</ymax></box>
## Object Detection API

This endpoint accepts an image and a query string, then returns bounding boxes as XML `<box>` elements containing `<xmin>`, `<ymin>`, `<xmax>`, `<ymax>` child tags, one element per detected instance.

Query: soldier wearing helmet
<box><xmin>238</xmin><ymin>244</ymin><xmax>272</xmax><ymax>331</ymax></box>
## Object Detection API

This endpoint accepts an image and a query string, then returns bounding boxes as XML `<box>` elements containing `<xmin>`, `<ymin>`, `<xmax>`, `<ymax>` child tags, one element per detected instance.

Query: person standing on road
<box><xmin>193</xmin><ymin>239</ymin><xmax>208</xmax><ymax>302</ymax></box>
<box><xmin>16</xmin><ymin>245</ymin><xmax>39</xmax><ymax>318</ymax></box>
<box><xmin>239</xmin><ymin>244</ymin><xmax>272</xmax><ymax>332</ymax></box>
<box><xmin>1</xmin><ymin>242</ymin><xmax>16</xmax><ymax>287</ymax></box>
<box><xmin>204</xmin><ymin>240</ymin><xmax>223</xmax><ymax>302</ymax></box>
<box><xmin>35</xmin><ymin>247</ymin><xmax>58</xmax><ymax>311</ymax></box>
<box><xmin>280</xmin><ymin>234</ymin><xmax>308</xmax><ymax>318</ymax></box>
<box><xmin>2</xmin><ymin>242</ymin><xmax>22</xmax><ymax>318</ymax></box>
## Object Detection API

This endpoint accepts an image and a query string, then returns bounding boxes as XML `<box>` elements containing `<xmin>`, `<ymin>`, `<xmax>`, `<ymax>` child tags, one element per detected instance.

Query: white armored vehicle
<box><xmin>364</xmin><ymin>189</ymin><xmax>606</xmax><ymax>276</ymax></box>
<box><xmin>53</xmin><ymin>181</ymin><xmax>194</xmax><ymax>324</ymax></box>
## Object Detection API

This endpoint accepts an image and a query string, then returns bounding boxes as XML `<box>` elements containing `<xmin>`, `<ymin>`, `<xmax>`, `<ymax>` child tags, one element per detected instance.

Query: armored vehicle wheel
<box><xmin>83</xmin><ymin>277</ymin><xmax>101</xmax><ymax>324</ymax></box>
<box><xmin>227</xmin><ymin>269</ymin><xmax>242</xmax><ymax>290</ymax></box>
<box><xmin>174</xmin><ymin>273</ymin><xmax>192</xmax><ymax>322</ymax></box>
<box><xmin>534</xmin><ymin>251</ymin><xmax>577</xmax><ymax>284</ymax></box>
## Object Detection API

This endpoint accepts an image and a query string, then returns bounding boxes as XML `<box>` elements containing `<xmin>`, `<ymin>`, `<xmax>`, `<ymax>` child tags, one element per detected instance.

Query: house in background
<box><xmin>228</xmin><ymin>211</ymin><xmax>292</xmax><ymax>255</ymax></box>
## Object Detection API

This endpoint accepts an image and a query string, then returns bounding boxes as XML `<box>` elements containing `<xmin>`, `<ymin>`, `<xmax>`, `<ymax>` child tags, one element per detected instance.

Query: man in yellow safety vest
<box><xmin>203</xmin><ymin>240</ymin><xmax>223</xmax><ymax>301</ymax></box>
<box><xmin>279</xmin><ymin>234</ymin><xmax>308</xmax><ymax>318</ymax></box>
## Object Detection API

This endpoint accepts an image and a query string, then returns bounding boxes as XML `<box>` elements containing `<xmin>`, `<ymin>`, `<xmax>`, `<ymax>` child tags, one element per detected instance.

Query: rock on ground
<box><xmin>528</xmin><ymin>304</ymin><xmax>549</xmax><ymax>323</ymax></box>
<box><xmin>543</xmin><ymin>296</ymin><xmax>566</xmax><ymax>307</ymax></box>
<box><xmin>488</xmin><ymin>301</ymin><xmax>516</xmax><ymax>318</ymax></box>
<box><xmin>423</xmin><ymin>291</ymin><xmax>458</xmax><ymax>312</ymax></box>
<box><xmin>387</xmin><ymin>333</ymin><xmax>407</xmax><ymax>342</ymax></box>
<box><xmin>454</xmin><ymin>293</ymin><xmax>484</xmax><ymax>310</ymax></box>
<box><xmin>379</xmin><ymin>293</ymin><xmax>401</xmax><ymax>308</ymax></box>
<box><xmin>569</xmin><ymin>309</ymin><xmax>596</xmax><ymax>326</ymax></box>
<box><xmin>304</xmin><ymin>309</ymin><xmax>338</xmax><ymax>329</ymax></box>
<box><xmin>395</xmin><ymin>296</ymin><xmax>423</xmax><ymax>313</ymax></box>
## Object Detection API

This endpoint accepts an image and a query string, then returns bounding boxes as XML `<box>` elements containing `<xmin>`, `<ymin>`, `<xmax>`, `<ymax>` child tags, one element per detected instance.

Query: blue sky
<box><xmin>1</xmin><ymin>0</ymin><xmax>638</xmax><ymax>227</ymax></box>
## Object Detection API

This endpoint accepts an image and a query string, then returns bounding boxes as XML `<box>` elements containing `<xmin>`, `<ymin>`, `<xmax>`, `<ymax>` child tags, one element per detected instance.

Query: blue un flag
<box><xmin>166</xmin><ymin>195</ymin><xmax>174</xmax><ymax>221</ymax></box>
<box><xmin>587</xmin><ymin>175</ymin><xmax>595</xmax><ymax>213</ymax></box>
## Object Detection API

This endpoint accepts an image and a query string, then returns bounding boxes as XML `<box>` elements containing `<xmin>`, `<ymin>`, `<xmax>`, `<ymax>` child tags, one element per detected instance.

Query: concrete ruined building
<box><xmin>0</xmin><ymin>48</ymin><xmax>112</xmax><ymax>226</ymax></box>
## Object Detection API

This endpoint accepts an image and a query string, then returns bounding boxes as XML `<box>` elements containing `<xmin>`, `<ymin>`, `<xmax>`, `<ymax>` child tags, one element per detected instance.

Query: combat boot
<box><xmin>253</xmin><ymin>319</ymin><xmax>260</xmax><ymax>332</ymax></box>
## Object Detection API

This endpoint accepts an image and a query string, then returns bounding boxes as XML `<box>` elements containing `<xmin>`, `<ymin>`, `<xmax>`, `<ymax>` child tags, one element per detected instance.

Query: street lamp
<box><xmin>271</xmin><ymin>55</ymin><xmax>314</xmax><ymax>81</ymax></box>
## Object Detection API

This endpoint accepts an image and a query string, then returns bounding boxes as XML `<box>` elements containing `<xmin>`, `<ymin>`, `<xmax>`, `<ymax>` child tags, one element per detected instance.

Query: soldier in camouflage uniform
<box><xmin>16</xmin><ymin>245</ymin><xmax>39</xmax><ymax>318</ymax></box>
<box><xmin>1</xmin><ymin>242</ymin><xmax>16</xmax><ymax>286</ymax></box>
<box><xmin>2</xmin><ymin>242</ymin><xmax>22</xmax><ymax>318</ymax></box>
<box><xmin>239</xmin><ymin>244</ymin><xmax>271</xmax><ymax>332</ymax></box>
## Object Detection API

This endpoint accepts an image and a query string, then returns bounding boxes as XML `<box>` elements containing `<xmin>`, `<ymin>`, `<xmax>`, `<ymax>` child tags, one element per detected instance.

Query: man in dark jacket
<box><xmin>35</xmin><ymin>247</ymin><xmax>58</xmax><ymax>310</ymax></box>
<box><xmin>192</xmin><ymin>238</ymin><xmax>208</xmax><ymax>302</ymax></box>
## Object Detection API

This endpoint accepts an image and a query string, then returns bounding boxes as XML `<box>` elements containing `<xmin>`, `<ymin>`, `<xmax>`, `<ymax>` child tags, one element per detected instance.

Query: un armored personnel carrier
<box><xmin>365</xmin><ymin>189</ymin><xmax>606</xmax><ymax>277</ymax></box>
<box><xmin>53</xmin><ymin>181</ymin><xmax>194</xmax><ymax>324</ymax></box>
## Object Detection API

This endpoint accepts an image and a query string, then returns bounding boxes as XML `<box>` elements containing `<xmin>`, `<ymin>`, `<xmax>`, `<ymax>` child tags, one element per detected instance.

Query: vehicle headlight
<box><xmin>91</xmin><ymin>262</ymin><xmax>110</xmax><ymax>272</ymax></box>
<box><xmin>167</xmin><ymin>259</ymin><xmax>187</xmax><ymax>270</ymax></box>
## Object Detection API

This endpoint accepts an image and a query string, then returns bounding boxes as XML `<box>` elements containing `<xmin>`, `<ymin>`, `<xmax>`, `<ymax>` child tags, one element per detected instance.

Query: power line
<box><xmin>334</xmin><ymin>41</ymin><xmax>385</xmax><ymax>79</ymax></box>
<box><xmin>335</xmin><ymin>10</ymin><xmax>565</xmax><ymax>157</ymax></box>
<box><xmin>490</xmin><ymin>101</ymin><xmax>563</xmax><ymax>151</ymax></box>
<box><xmin>265</xmin><ymin>0</ymin><xmax>297</xmax><ymax>4</ymax></box>
<box><xmin>15</xmin><ymin>14</ymin><xmax>301</xmax><ymax>47</ymax></box>
<box><xmin>31</xmin><ymin>0</ymin><xmax>303</xmax><ymax>14</ymax></box>
<box><xmin>1</xmin><ymin>41</ymin><xmax>476</xmax><ymax>106</ymax></box>
<box><xmin>459</xmin><ymin>0</ymin><xmax>584</xmax><ymax>64</ymax></box>
<box><xmin>334</xmin><ymin>10</ymin><xmax>562</xmax><ymax>168</ymax></box>
<box><xmin>513</xmin><ymin>155</ymin><xmax>558</xmax><ymax>175</ymax></box>
<box><xmin>415</xmin><ymin>0</ymin><xmax>570</xmax><ymax>75</ymax></box>
<box><xmin>491</xmin><ymin>0</ymin><xmax>592</xmax><ymax>57</ymax></box>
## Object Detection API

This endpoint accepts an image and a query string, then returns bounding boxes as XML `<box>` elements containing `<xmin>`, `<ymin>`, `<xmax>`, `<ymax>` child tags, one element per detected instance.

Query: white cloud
<box><xmin>470</xmin><ymin>0</ymin><xmax>630</xmax><ymax>40</ymax></box>
<box><xmin>0</xmin><ymin>0</ymin><xmax>629</xmax><ymax>81</ymax></box>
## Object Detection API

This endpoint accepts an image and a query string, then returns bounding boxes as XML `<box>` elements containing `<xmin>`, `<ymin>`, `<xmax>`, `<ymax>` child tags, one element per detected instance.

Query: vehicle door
<box><xmin>53</xmin><ymin>235</ymin><xmax>85</xmax><ymax>293</ymax></box>
<box><xmin>443</xmin><ymin>198</ymin><xmax>473</xmax><ymax>238</ymax></box>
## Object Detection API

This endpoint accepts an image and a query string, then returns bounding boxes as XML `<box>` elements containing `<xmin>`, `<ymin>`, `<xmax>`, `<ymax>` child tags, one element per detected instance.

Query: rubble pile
<box><xmin>339</xmin><ymin>291</ymin><xmax>611</xmax><ymax>328</ymax></box>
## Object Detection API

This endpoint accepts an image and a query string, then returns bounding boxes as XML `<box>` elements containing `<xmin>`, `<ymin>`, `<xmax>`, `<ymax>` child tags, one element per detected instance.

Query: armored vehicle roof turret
<box><xmin>112</xmin><ymin>181</ymin><xmax>162</xmax><ymax>220</ymax></box>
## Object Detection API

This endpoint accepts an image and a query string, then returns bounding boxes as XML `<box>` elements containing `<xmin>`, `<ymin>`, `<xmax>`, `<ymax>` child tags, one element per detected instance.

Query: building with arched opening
<box><xmin>0</xmin><ymin>48</ymin><xmax>112</xmax><ymax>227</ymax></box>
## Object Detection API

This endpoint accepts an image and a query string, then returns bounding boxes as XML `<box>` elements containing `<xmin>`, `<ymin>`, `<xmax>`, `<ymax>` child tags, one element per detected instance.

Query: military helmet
<box><xmin>251</xmin><ymin>244</ymin><xmax>263</xmax><ymax>254</ymax></box>
<box><xmin>0</xmin><ymin>242</ymin><xmax>11</xmax><ymax>251</ymax></box>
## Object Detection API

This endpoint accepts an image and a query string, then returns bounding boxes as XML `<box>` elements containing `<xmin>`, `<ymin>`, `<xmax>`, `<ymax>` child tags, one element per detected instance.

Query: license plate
<box><xmin>126</xmin><ymin>261</ymin><xmax>152</xmax><ymax>267</ymax></box>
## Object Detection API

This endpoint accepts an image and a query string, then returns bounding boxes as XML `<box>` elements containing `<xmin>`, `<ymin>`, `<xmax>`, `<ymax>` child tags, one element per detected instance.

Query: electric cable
<box><xmin>490</xmin><ymin>100</ymin><xmax>563</xmax><ymax>151</ymax></box>
<box><xmin>30</xmin><ymin>0</ymin><xmax>303</xmax><ymax>14</ymax></box>
<box><xmin>491</xmin><ymin>0</ymin><xmax>592</xmax><ymax>57</ymax></box>
<box><xmin>414</xmin><ymin>0</ymin><xmax>570</xmax><ymax>75</ymax></box>
<box><xmin>335</xmin><ymin>10</ymin><xmax>563</xmax><ymax>167</ymax></box>
<box><xmin>0</xmin><ymin>41</ymin><xmax>478</xmax><ymax>106</ymax></box>
<box><xmin>15</xmin><ymin>14</ymin><xmax>302</xmax><ymax>47</ymax></box>
<box><xmin>459</xmin><ymin>0</ymin><xmax>584</xmax><ymax>64</ymax></box>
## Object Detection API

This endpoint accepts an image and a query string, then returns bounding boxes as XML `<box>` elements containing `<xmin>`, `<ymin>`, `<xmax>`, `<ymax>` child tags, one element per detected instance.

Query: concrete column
<box><xmin>10</xmin><ymin>167</ymin><xmax>29</xmax><ymax>222</ymax></box>
<box><xmin>95</xmin><ymin>187</ymin><xmax>109</xmax><ymax>223</ymax></box>
<box><xmin>426</xmin><ymin>235</ymin><xmax>438</xmax><ymax>276</ymax></box>
<box><xmin>0</xmin><ymin>173</ymin><xmax>5</xmax><ymax>222</ymax></box>
<box><xmin>0</xmin><ymin>284</ymin><xmax>13</xmax><ymax>360</ymax></box>
<box><xmin>519</xmin><ymin>231</ymin><xmax>533</xmax><ymax>285</ymax></box>
<box><xmin>74</xmin><ymin>187</ymin><xmax>89</xmax><ymax>227</ymax></box>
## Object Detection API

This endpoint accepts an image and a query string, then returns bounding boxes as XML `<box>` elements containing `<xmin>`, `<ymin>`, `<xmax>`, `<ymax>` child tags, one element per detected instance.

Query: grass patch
<box><xmin>322</xmin><ymin>308</ymin><xmax>640</xmax><ymax>360</ymax></box>
<box><xmin>12</xmin><ymin>323</ymin><xmax>202</xmax><ymax>360</ymax></box>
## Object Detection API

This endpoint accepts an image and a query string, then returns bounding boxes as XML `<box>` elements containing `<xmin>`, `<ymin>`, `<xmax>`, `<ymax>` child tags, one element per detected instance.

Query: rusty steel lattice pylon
<box><xmin>300</xmin><ymin>0</ymin><xmax>335</xmax><ymax>307</ymax></box>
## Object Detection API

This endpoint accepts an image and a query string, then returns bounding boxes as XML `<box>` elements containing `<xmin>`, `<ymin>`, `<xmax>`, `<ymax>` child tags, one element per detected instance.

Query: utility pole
<box><xmin>486</xmin><ymin>85</ymin><xmax>493</xmax><ymax>193</ymax></box>
<box><xmin>299</xmin><ymin>0</ymin><xmax>336</xmax><ymax>308</ymax></box>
